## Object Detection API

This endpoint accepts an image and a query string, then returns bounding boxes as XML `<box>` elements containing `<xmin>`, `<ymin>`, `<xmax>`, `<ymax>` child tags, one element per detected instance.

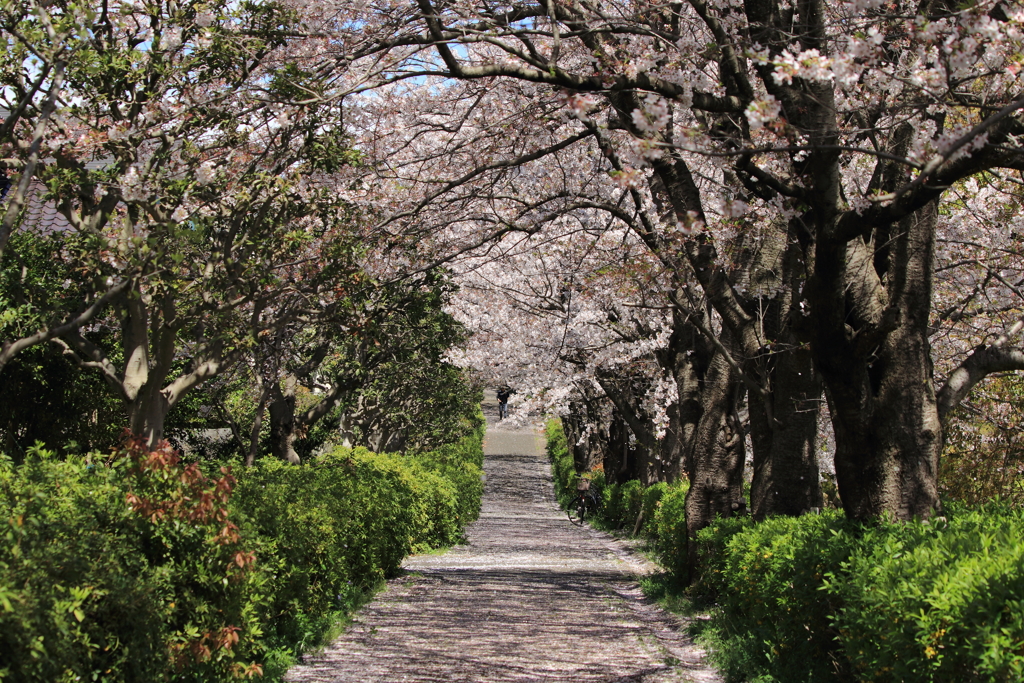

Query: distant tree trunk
<box><xmin>562</xmin><ymin>393</ymin><xmax>607</xmax><ymax>474</ymax></box>
<box><xmin>603</xmin><ymin>411</ymin><xmax>638</xmax><ymax>484</ymax></box>
<box><xmin>810</xmin><ymin>203</ymin><xmax>942</xmax><ymax>520</ymax></box>
<box><xmin>659</xmin><ymin>403</ymin><xmax>687</xmax><ymax>484</ymax></box>
<box><xmin>597</xmin><ymin>374</ymin><xmax>666</xmax><ymax>485</ymax></box>
<box><xmin>268</xmin><ymin>375</ymin><xmax>301</xmax><ymax>464</ymax></box>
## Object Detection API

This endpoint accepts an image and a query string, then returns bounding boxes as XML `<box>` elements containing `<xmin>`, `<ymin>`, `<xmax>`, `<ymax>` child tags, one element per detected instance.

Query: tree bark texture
<box><xmin>811</xmin><ymin>203</ymin><xmax>942</xmax><ymax>520</ymax></box>
<box><xmin>748</xmin><ymin>339</ymin><xmax>823</xmax><ymax>518</ymax></box>
<box><xmin>684</xmin><ymin>341</ymin><xmax>746</xmax><ymax>572</ymax></box>
<box><xmin>747</xmin><ymin>229</ymin><xmax>824</xmax><ymax>518</ymax></box>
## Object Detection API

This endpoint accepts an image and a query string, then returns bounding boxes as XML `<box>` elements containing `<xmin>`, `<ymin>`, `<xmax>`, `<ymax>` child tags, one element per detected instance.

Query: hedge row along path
<box><xmin>286</xmin><ymin>406</ymin><xmax>722</xmax><ymax>682</ymax></box>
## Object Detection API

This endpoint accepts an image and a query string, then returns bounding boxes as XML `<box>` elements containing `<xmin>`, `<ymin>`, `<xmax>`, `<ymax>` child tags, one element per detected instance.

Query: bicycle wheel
<box><xmin>567</xmin><ymin>496</ymin><xmax>587</xmax><ymax>526</ymax></box>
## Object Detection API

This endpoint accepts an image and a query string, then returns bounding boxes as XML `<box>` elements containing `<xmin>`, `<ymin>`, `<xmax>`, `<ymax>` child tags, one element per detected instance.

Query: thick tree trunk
<box><xmin>811</xmin><ymin>204</ymin><xmax>941</xmax><ymax>520</ymax></box>
<box><xmin>659</xmin><ymin>310</ymin><xmax>709</xmax><ymax>483</ymax></box>
<box><xmin>684</xmin><ymin>343</ymin><xmax>746</xmax><ymax>572</ymax></box>
<box><xmin>748</xmin><ymin>231</ymin><xmax>823</xmax><ymax>518</ymax></box>
<box><xmin>128</xmin><ymin>385</ymin><xmax>171</xmax><ymax>449</ymax></box>
<box><xmin>749</xmin><ymin>340</ymin><xmax>823</xmax><ymax>518</ymax></box>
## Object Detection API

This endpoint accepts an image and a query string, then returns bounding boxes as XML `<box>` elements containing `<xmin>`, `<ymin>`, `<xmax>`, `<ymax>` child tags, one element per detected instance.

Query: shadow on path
<box><xmin>285</xmin><ymin>417</ymin><xmax>721</xmax><ymax>683</ymax></box>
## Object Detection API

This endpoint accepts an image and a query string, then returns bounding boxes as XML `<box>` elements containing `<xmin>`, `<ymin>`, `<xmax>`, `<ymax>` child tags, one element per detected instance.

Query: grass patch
<box><xmin>638</xmin><ymin>571</ymin><xmax>698</xmax><ymax>618</ymax></box>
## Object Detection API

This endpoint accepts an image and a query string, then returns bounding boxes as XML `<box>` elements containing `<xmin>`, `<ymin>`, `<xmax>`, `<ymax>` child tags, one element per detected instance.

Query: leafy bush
<box><xmin>546</xmin><ymin>418</ymin><xmax>577</xmax><ymax>507</ymax></box>
<box><xmin>692</xmin><ymin>511</ymin><xmax>856</xmax><ymax>681</ymax></box>
<box><xmin>405</xmin><ymin>411</ymin><xmax>485</xmax><ymax>534</ymax></box>
<box><xmin>232</xmin><ymin>448</ymin><xmax>418</xmax><ymax>663</ymax></box>
<box><xmin>546</xmin><ymin>419</ymin><xmax>686</xmax><ymax>547</ymax></box>
<box><xmin>830</xmin><ymin>504</ymin><xmax>1024</xmax><ymax>682</ymax></box>
<box><xmin>692</xmin><ymin>505</ymin><xmax>1024</xmax><ymax>682</ymax></box>
<box><xmin>1</xmin><ymin>426</ymin><xmax>485</xmax><ymax>681</ymax></box>
<box><xmin>231</xmin><ymin>426</ymin><xmax>484</xmax><ymax>668</ymax></box>
<box><xmin>0</xmin><ymin>441</ymin><xmax>262</xmax><ymax>683</ymax></box>
<box><xmin>546</xmin><ymin>421</ymin><xmax>1024</xmax><ymax>682</ymax></box>
<box><xmin>601</xmin><ymin>480</ymin><xmax>643</xmax><ymax>529</ymax></box>
<box><xmin>648</xmin><ymin>483</ymin><xmax>689</xmax><ymax>576</ymax></box>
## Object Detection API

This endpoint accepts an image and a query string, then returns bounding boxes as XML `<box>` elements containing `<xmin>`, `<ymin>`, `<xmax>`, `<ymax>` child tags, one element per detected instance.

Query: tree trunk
<box><xmin>604</xmin><ymin>411</ymin><xmax>639</xmax><ymax>485</ymax></box>
<box><xmin>811</xmin><ymin>203</ymin><xmax>941</xmax><ymax>520</ymax></box>
<box><xmin>245</xmin><ymin>384</ymin><xmax>271</xmax><ymax>467</ymax></box>
<box><xmin>268</xmin><ymin>375</ymin><xmax>301</xmax><ymax>464</ymax></box>
<box><xmin>128</xmin><ymin>384</ymin><xmax>171</xmax><ymax>449</ymax></box>
<box><xmin>659</xmin><ymin>310</ymin><xmax>709</xmax><ymax>483</ymax></box>
<box><xmin>597</xmin><ymin>374</ymin><xmax>665</xmax><ymax>484</ymax></box>
<box><xmin>749</xmin><ymin>339</ymin><xmax>823</xmax><ymax>518</ymax></box>
<box><xmin>659</xmin><ymin>402</ymin><xmax>687</xmax><ymax>484</ymax></box>
<box><xmin>684</xmin><ymin>342</ymin><xmax>746</xmax><ymax>572</ymax></box>
<box><xmin>748</xmin><ymin>231</ymin><xmax>824</xmax><ymax>518</ymax></box>
<box><xmin>562</xmin><ymin>396</ymin><xmax>606</xmax><ymax>474</ymax></box>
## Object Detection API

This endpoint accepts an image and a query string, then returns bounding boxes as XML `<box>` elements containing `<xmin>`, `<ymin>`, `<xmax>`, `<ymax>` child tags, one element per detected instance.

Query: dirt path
<box><xmin>285</xmin><ymin>412</ymin><xmax>721</xmax><ymax>683</ymax></box>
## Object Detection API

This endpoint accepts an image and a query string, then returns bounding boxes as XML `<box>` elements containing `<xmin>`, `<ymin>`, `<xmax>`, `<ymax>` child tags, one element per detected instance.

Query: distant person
<box><xmin>497</xmin><ymin>386</ymin><xmax>511</xmax><ymax>420</ymax></box>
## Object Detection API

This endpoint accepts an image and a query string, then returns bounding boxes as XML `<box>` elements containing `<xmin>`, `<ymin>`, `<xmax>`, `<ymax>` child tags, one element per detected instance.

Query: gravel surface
<box><xmin>285</xmin><ymin>406</ymin><xmax>721</xmax><ymax>683</ymax></box>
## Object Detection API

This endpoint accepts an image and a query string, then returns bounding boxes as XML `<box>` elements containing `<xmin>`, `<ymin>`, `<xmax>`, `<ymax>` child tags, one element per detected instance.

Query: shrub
<box><xmin>546</xmin><ymin>418</ymin><xmax>576</xmax><ymax>507</ymax></box>
<box><xmin>600</xmin><ymin>480</ymin><xmax>642</xmax><ymax>530</ymax></box>
<box><xmin>648</xmin><ymin>483</ymin><xmax>689</xmax><ymax>576</ymax></box>
<box><xmin>0</xmin><ymin>441</ymin><xmax>262</xmax><ymax>683</ymax></box>
<box><xmin>830</xmin><ymin>504</ymin><xmax>1024</xmax><ymax>682</ymax></box>
<box><xmin>1</xmin><ymin>426</ymin><xmax>485</xmax><ymax>681</ymax></box>
<box><xmin>232</xmin><ymin>448</ymin><xmax>418</xmax><ymax>661</ymax></box>
<box><xmin>232</xmin><ymin>429</ymin><xmax>484</xmax><ymax>664</ymax></box>
<box><xmin>692</xmin><ymin>504</ymin><xmax>1024</xmax><ymax>682</ymax></box>
<box><xmin>545</xmin><ymin>421</ymin><xmax>1024</xmax><ymax>682</ymax></box>
<box><xmin>545</xmin><ymin>419</ymin><xmax>686</xmax><ymax>544</ymax></box>
<box><xmin>693</xmin><ymin>511</ymin><xmax>856</xmax><ymax>681</ymax></box>
<box><xmin>405</xmin><ymin>413</ymin><xmax>485</xmax><ymax>534</ymax></box>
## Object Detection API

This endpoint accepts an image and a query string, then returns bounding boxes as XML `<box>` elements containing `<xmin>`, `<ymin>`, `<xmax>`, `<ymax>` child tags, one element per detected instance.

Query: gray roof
<box><xmin>3</xmin><ymin>179</ymin><xmax>75</xmax><ymax>234</ymax></box>
<box><xmin>1</xmin><ymin>108</ymin><xmax>106</xmax><ymax>233</ymax></box>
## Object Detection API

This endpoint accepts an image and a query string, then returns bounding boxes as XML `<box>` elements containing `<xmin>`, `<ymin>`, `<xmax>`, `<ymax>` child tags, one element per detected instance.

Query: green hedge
<box><xmin>546</xmin><ymin>419</ymin><xmax>577</xmax><ymax>507</ymax></box>
<box><xmin>0</xmin><ymin>441</ymin><xmax>263</xmax><ymax>682</ymax></box>
<box><xmin>0</xmin><ymin>426</ymin><xmax>484</xmax><ymax>682</ymax></box>
<box><xmin>693</xmin><ymin>505</ymin><xmax>1024</xmax><ymax>682</ymax></box>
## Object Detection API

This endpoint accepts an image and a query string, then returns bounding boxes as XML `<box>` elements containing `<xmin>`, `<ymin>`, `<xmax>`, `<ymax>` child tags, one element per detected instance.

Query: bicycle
<box><xmin>567</xmin><ymin>479</ymin><xmax>599</xmax><ymax>526</ymax></box>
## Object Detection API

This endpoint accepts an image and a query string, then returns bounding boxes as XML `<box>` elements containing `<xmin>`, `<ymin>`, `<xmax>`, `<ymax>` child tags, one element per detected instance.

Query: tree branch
<box><xmin>937</xmin><ymin>344</ymin><xmax>1024</xmax><ymax>423</ymax></box>
<box><xmin>0</xmin><ymin>278</ymin><xmax>130</xmax><ymax>373</ymax></box>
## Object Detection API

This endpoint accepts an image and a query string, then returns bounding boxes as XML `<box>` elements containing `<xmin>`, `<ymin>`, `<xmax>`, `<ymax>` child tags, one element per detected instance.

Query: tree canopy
<box><xmin>2</xmin><ymin>0</ymin><xmax>1024</xmax><ymax>540</ymax></box>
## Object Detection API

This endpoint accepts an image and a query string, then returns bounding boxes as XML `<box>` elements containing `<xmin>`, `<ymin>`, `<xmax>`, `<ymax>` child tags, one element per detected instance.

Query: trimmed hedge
<box><xmin>546</xmin><ymin>419</ymin><xmax>578</xmax><ymax>508</ymax></box>
<box><xmin>691</xmin><ymin>505</ymin><xmax>1024</xmax><ymax>682</ymax></box>
<box><xmin>0</xmin><ymin>424</ymin><xmax>484</xmax><ymax>682</ymax></box>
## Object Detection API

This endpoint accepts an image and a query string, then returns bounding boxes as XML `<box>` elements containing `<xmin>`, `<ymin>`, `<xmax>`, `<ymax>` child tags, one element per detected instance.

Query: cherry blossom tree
<box><xmin>346</xmin><ymin>48</ymin><xmax>822</xmax><ymax>539</ymax></box>
<box><xmin>335</xmin><ymin>0</ymin><xmax>1024</xmax><ymax>527</ymax></box>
